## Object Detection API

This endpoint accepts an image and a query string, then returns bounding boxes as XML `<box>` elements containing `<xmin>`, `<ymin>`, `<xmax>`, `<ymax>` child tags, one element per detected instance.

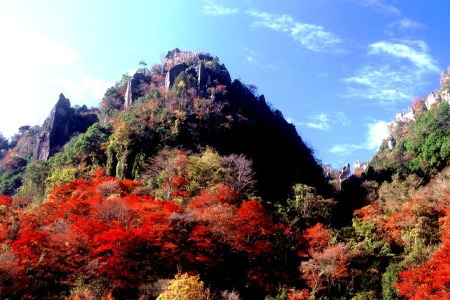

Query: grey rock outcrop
<box><xmin>441</xmin><ymin>69</ymin><xmax>450</xmax><ymax>87</ymax></box>
<box><xmin>33</xmin><ymin>94</ymin><xmax>98</xmax><ymax>161</ymax></box>
<box><xmin>163</xmin><ymin>49</ymin><xmax>231</xmax><ymax>96</ymax></box>
<box><xmin>34</xmin><ymin>94</ymin><xmax>71</xmax><ymax>161</ymax></box>
<box><xmin>339</xmin><ymin>163</ymin><xmax>351</xmax><ymax>183</ymax></box>
<box><xmin>124</xmin><ymin>80</ymin><xmax>132</xmax><ymax>109</ymax></box>
<box><xmin>165</xmin><ymin>63</ymin><xmax>188</xmax><ymax>90</ymax></box>
<box><xmin>388</xmin><ymin>137</ymin><xmax>396</xmax><ymax>150</ymax></box>
<box><xmin>124</xmin><ymin>72</ymin><xmax>152</xmax><ymax>108</ymax></box>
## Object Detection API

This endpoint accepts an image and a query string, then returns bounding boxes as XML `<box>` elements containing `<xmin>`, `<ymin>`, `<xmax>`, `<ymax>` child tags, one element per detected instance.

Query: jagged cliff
<box><xmin>33</xmin><ymin>94</ymin><xmax>98</xmax><ymax>161</ymax></box>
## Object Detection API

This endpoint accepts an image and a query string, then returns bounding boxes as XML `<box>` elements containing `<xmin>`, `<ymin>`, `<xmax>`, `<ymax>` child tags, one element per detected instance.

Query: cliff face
<box><xmin>33</xmin><ymin>94</ymin><xmax>98</xmax><ymax>161</ymax></box>
<box><xmin>163</xmin><ymin>48</ymin><xmax>231</xmax><ymax>96</ymax></box>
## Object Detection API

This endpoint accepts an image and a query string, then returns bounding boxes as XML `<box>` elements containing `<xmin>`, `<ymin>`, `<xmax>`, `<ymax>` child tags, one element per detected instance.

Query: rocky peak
<box><xmin>163</xmin><ymin>48</ymin><xmax>231</xmax><ymax>95</ymax></box>
<box><xmin>33</xmin><ymin>94</ymin><xmax>98</xmax><ymax>161</ymax></box>
<box><xmin>339</xmin><ymin>163</ymin><xmax>351</xmax><ymax>183</ymax></box>
<box><xmin>441</xmin><ymin>69</ymin><xmax>450</xmax><ymax>88</ymax></box>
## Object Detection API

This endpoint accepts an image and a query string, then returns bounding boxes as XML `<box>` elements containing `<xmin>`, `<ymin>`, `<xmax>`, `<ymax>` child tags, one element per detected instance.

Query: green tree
<box><xmin>277</xmin><ymin>184</ymin><xmax>336</xmax><ymax>228</ymax></box>
<box><xmin>16</xmin><ymin>160</ymin><xmax>49</xmax><ymax>202</ymax></box>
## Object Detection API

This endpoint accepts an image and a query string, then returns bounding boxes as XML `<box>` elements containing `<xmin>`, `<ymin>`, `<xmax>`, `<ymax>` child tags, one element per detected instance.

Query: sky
<box><xmin>1</xmin><ymin>0</ymin><xmax>450</xmax><ymax>169</ymax></box>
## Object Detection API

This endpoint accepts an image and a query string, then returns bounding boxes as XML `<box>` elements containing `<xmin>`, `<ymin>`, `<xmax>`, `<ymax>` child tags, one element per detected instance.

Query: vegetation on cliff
<box><xmin>2</xmin><ymin>50</ymin><xmax>450</xmax><ymax>299</ymax></box>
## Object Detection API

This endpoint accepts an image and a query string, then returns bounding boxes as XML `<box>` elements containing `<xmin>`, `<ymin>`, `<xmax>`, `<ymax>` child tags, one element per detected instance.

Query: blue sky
<box><xmin>1</xmin><ymin>0</ymin><xmax>449</xmax><ymax>169</ymax></box>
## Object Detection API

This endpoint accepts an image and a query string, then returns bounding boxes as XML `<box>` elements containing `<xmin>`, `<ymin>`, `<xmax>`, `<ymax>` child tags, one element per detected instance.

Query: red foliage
<box><xmin>396</xmin><ymin>208</ymin><xmax>450</xmax><ymax>299</ymax></box>
<box><xmin>300</xmin><ymin>243</ymin><xmax>349</xmax><ymax>295</ymax></box>
<box><xmin>383</xmin><ymin>196</ymin><xmax>441</xmax><ymax>246</ymax></box>
<box><xmin>0</xmin><ymin>195</ymin><xmax>10</xmax><ymax>206</ymax></box>
<box><xmin>302</xmin><ymin>223</ymin><xmax>331</xmax><ymax>255</ymax></box>
<box><xmin>233</xmin><ymin>200</ymin><xmax>275</xmax><ymax>257</ymax></box>
<box><xmin>216</xmin><ymin>84</ymin><xmax>227</xmax><ymax>91</ymax></box>
<box><xmin>288</xmin><ymin>289</ymin><xmax>311</xmax><ymax>300</ymax></box>
<box><xmin>1</xmin><ymin>173</ymin><xmax>301</xmax><ymax>296</ymax></box>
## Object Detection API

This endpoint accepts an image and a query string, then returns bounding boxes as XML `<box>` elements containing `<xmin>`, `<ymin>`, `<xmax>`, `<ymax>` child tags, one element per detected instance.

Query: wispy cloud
<box><xmin>203</xmin><ymin>0</ymin><xmax>239</xmax><ymax>15</ymax></box>
<box><xmin>239</xmin><ymin>47</ymin><xmax>280</xmax><ymax>70</ymax></box>
<box><xmin>246</xmin><ymin>10</ymin><xmax>349</xmax><ymax>54</ymax></box>
<box><xmin>330</xmin><ymin>120</ymin><xmax>390</xmax><ymax>154</ymax></box>
<box><xmin>355</xmin><ymin>0</ymin><xmax>401</xmax><ymax>15</ymax></box>
<box><xmin>386</xmin><ymin>18</ymin><xmax>425</xmax><ymax>35</ymax></box>
<box><xmin>344</xmin><ymin>65</ymin><xmax>417</xmax><ymax>104</ymax></box>
<box><xmin>369</xmin><ymin>40</ymin><xmax>438</xmax><ymax>71</ymax></box>
<box><xmin>344</xmin><ymin>40</ymin><xmax>439</xmax><ymax>105</ymax></box>
<box><xmin>240</xmin><ymin>47</ymin><xmax>256</xmax><ymax>64</ymax></box>
<box><xmin>299</xmin><ymin>112</ymin><xmax>350</xmax><ymax>131</ymax></box>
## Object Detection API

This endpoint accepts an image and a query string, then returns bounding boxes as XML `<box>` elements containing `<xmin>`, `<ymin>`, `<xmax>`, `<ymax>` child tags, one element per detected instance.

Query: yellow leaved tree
<box><xmin>156</xmin><ymin>273</ymin><xmax>211</xmax><ymax>300</ymax></box>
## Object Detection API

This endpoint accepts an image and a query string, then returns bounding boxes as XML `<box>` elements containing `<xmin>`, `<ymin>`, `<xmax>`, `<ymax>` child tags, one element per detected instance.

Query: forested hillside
<box><xmin>2</xmin><ymin>50</ymin><xmax>450</xmax><ymax>299</ymax></box>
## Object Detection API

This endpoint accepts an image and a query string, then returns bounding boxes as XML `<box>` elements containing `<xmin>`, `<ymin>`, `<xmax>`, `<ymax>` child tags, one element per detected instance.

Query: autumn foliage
<box><xmin>0</xmin><ymin>170</ymin><xmax>306</xmax><ymax>299</ymax></box>
<box><xmin>396</xmin><ymin>207</ymin><xmax>450</xmax><ymax>299</ymax></box>
<box><xmin>6</xmin><ymin>50</ymin><xmax>450</xmax><ymax>299</ymax></box>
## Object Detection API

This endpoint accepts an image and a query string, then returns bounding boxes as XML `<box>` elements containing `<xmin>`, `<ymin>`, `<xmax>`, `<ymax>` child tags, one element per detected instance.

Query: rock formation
<box><xmin>395</xmin><ymin>109</ymin><xmax>415</xmax><ymax>123</ymax></box>
<box><xmin>339</xmin><ymin>163</ymin><xmax>351</xmax><ymax>183</ymax></box>
<box><xmin>424</xmin><ymin>71</ymin><xmax>450</xmax><ymax>110</ymax></box>
<box><xmin>163</xmin><ymin>48</ymin><xmax>231</xmax><ymax>95</ymax></box>
<box><xmin>33</xmin><ymin>94</ymin><xmax>98</xmax><ymax>161</ymax></box>
<box><xmin>123</xmin><ymin>72</ymin><xmax>152</xmax><ymax>109</ymax></box>
<box><xmin>353</xmin><ymin>160</ymin><xmax>367</xmax><ymax>172</ymax></box>
<box><xmin>124</xmin><ymin>80</ymin><xmax>132</xmax><ymax>109</ymax></box>
<box><xmin>165</xmin><ymin>63</ymin><xmax>189</xmax><ymax>90</ymax></box>
<box><xmin>441</xmin><ymin>69</ymin><xmax>450</xmax><ymax>87</ymax></box>
<box><xmin>388</xmin><ymin>137</ymin><xmax>396</xmax><ymax>150</ymax></box>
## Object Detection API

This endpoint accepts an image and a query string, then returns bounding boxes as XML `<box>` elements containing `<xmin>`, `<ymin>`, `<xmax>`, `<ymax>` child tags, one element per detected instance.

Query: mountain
<box><xmin>4</xmin><ymin>50</ymin><xmax>450</xmax><ymax>299</ymax></box>
<box><xmin>0</xmin><ymin>49</ymin><xmax>336</xmax><ymax>299</ymax></box>
<box><xmin>0</xmin><ymin>49</ymin><xmax>330</xmax><ymax>203</ymax></box>
<box><xmin>369</xmin><ymin>69</ymin><xmax>450</xmax><ymax>182</ymax></box>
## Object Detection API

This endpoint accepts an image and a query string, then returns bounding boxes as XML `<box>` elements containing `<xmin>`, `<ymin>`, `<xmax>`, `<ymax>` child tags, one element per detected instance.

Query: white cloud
<box><xmin>203</xmin><ymin>0</ymin><xmax>239</xmax><ymax>15</ymax></box>
<box><xmin>0</xmin><ymin>16</ymin><xmax>77</xmax><ymax>69</ymax></box>
<box><xmin>247</xmin><ymin>10</ymin><xmax>348</xmax><ymax>54</ymax></box>
<box><xmin>355</xmin><ymin>0</ymin><xmax>401</xmax><ymax>15</ymax></box>
<box><xmin>367</xmin><ymin>120</ymin><xmax>390</xmax><ymax>149</ymax></box>
<box><xmin>305</xmin><ymin>113</ymin><xmax>331</xmax><ymax>130</ymax></box>
<box><xmin>239</xmin><ymin>47</ymin><xmax>280</xmax><ymax>70</ymax></box>
<box><xmin>386</xmin><ymin>18</ymin><xmax>425</xmax><ymax>34</ymax></box>
<box><xmin>344</xmin><ymin>65</ymin><xmax>415</xmax><ymax>104</ymax></box>
<box><xmin>344</xmin><ymin>40</ymin><xmax>439</xmax><ymax>105</ymax></box>
<box><xmin>299</xmin><ymin>112</ymin><xmax>350</xmax><ymax>131</ymax></box>
<box><xmin>0</xmin><ymin>14</ymin><xmax>110</xmax><ymax>139</ymax></box>
<box><xmin>240</xmin><ymin>47</ymin><xmax>256</xmax><ymax>63</ymax></box>
<box><xmin>0</xmin><ymin>14</ymin><xmax>80</xmax><ymax>138</ymax></box>
<box><xmin>330</xmin><ymin>120</ymin><xmax>389</xmax><ymax>154</ymax></box>
<box><xmin>369</xmin><ymin>41</ymin><xmax>439</xmax><ymax>72</ymax></box>
<box><xmin>53</xmin><ymin>75</ymin><xmax>112</xmax><ymax>106</ymax></box>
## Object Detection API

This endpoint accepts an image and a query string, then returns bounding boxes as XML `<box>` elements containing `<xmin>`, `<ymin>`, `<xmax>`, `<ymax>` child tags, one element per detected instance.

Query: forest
<box><xmin>1</xmin><ymin>50</ymin><xmax>450</xmax><ymax>299</ymax></box>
